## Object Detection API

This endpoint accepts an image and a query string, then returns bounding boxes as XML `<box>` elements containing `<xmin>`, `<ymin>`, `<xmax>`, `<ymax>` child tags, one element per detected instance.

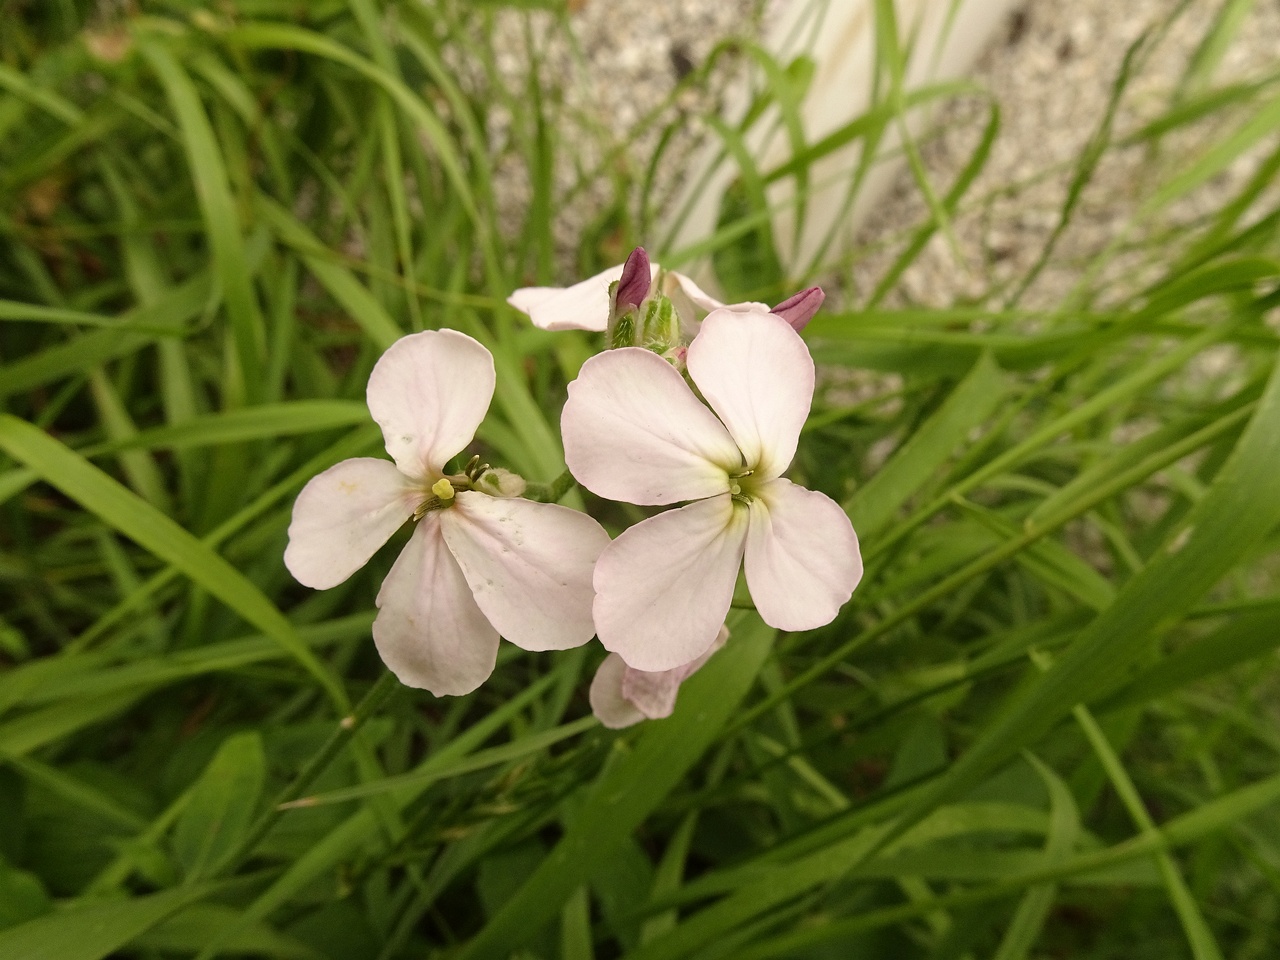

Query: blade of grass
<box><xmin>457</xmin><ymin>612</ymin><xmax>775</xmax><ymax>960</ymax></box>
<box><xmin>138</xmin><ymin>37</ymin><xmax>265</xmax><ymax>402</ymax></box>
<box><xmin>0</xmin><ymin>415</ymin><xmax>348</xmax><ymax>711</ymax></box>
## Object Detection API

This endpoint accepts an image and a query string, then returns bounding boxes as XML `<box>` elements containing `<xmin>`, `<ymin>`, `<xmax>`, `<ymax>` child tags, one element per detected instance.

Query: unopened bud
<box><xmin>615</xmin><ymin>247</ymin><xmax>652</xmax><ymax>311</ymax></box>
<box><xmin>771</xmin><ymin>286</ymin><xmax>825</xmax><ymax>332</ymax></box>
<box><xmin>476</xmin><ymin>468</ymin><xmax>527</xmax><ymax>499</ymax></box>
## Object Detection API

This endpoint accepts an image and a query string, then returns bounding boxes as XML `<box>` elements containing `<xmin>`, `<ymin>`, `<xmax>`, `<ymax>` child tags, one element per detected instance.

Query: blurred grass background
<box><xmin>1</xmin><ymin>1</ymin><xmax>1279</xmax><ymax>958</ymax></box>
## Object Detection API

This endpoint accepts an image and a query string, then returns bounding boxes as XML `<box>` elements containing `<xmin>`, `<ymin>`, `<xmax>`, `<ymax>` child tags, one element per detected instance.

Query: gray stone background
<box><xmin>487</xmin><ymin>0</ymin><xmax>1280</xmax><ymax>311</ymax></box>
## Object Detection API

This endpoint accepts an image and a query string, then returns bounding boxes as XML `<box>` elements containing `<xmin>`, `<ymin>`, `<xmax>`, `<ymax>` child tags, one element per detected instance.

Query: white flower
<box><xmin>284</xmin><ymin>329</ymin><xmax>610</xmax><ymax>697</ymax></box>
<box><xmin>589</xmin><ymin>626</ymin><xmax>728</xmax><ymax>729</ymax></box>
<box><xmin>561</xmin><ymin>309</ymin><xmax>862</xmax><ymax>672</ymax></box>
<box><xmin>507</xmin><ymin>257</ymin><xmax>727</xmax><ymax>333</ymax></box>
<box><xmin>508</xmin><ymin>249</ymin><xmax>826</xmax><ymax>336</ymax></box>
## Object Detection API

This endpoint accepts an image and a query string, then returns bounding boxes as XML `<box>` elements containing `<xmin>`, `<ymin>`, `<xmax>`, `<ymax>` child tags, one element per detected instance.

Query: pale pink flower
<box><xmin>561</xmin><ymin>309</ymin><xmax>862</xmax><ymax>672</ymax></box>
<box><xmin>589</xmin><ymin>626</ymin><xmax>729</xmax><ymax>729</ymax></box>
<box><xmin>507</xmin><ymin>257</ymin><xmax>725</xmax><ymax>333</ymax></box>
<box><xmin>508</xmin><ymin>250</ymin><xmax>825</xmax><ymax>336</ymax></box>
<box><xmin>284</xmin><ymin>329</ymin><xmax>609</xmax><ymax>697</ymax></box>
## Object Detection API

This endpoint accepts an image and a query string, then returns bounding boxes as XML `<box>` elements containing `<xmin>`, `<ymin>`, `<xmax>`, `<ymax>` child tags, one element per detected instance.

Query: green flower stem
<box><xmin>524</xmin><ymin>468</ymin><xmax>577</xmax><ymax>503</ymax></box>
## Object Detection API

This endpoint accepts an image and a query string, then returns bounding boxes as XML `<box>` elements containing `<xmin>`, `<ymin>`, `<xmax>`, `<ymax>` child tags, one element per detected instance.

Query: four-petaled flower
<box><xmin>561</xmin><ymin>308</ymin><xmax>863</xmax><ymax>672</ymax></box>
<box><xmin>284</xmin><ymin>329</ymin><xmax>609</xmax><ymax>697</ymax></box>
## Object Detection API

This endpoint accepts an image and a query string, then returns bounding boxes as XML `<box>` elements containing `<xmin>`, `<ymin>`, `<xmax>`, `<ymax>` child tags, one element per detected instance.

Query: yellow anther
<box><xmin>432</xmin><ymin>478</ymin><xmax>456</xmax><ymax>500</ymax></box>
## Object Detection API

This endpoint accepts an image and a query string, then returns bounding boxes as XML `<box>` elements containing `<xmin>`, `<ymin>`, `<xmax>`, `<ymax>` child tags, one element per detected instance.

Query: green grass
<box><xmin>2</xmin><ymin>1</ymin><xmax>1279</xmax><ymax>958</ymax></box>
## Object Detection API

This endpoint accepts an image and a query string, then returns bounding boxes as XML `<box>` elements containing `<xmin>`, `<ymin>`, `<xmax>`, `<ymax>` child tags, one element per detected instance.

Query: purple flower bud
<box><xmin>615</xmin><ymin>247</ymin><xmax>652</xmax><ymax>311</ymax></box>
<box><xmin>771</xmin><ymin>286</ymin><xmax>825</xmax><ymax>332</ymax></box>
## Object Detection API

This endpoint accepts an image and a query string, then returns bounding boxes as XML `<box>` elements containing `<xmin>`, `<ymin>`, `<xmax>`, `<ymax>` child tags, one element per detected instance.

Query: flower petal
<box><xmin>284</xmin><ymin>458</ymin><xmax>416</xmax><ymax>590</ymax></box>
<box><xmin>366</xmin><ymin>329</ymin><xmax>495</xmax><ymax>479</ymax></box>
<box><xmin>562</xmin><ymin>347</ymin><xmax>741</xmax><ymax>505</ymax></box>
<box><xmin>621</xmin><ymin>624</ymin><xmax>728</xmax><ymax>720</ymax></box>
<box><xmin>372</xmin><ymin>516</ymin><xmax>500</xmax><ymax>697</ymax></box>
<box><xmin>588</xmin><ymin>653</ymin><xmax>646</xmax><ymax>729</ymax></box>
<box><xmin>744</xmin><ymin>478</ymin><xmax>863</xmax><ymax>632</ymax></box>
<box><xmin>593</xmin><ymin>495</ymin><xmax>748</xmax><ymax>672</ymax></box>
<box><xmin>662</xmin><ymin>270</ymin><xmax>724</xmax><ymax>314</ymax></box>
<box><xmin>508</xmin><ymin>260</ymin><xmax>660</xmax><ymax>332</ymax></box>
<box><xmin>440</xmin><ymin>492</ymin><xmax>610</xmax><ymax>652</ymax></box>
<box><xmin>686</xmin><ymin>308</ymin><xmax>815</xmax><ymax>481</ymax></box>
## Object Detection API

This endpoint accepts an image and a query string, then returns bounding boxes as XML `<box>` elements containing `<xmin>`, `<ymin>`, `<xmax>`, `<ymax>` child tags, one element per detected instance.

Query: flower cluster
<box><xmin>286</xmin><ymin>250</ymin><xmax>862</xmax><ymax>725</ymax></box>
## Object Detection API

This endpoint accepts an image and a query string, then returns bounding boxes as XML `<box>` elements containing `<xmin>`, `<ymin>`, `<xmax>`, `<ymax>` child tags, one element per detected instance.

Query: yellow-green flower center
<box><xmin>728</xmin><ymin>467</ymin><xmax>760</xmax><ymax>505</ymax></box>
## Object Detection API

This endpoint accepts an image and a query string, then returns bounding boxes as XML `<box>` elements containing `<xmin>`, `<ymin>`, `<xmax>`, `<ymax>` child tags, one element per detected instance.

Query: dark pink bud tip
<box><xmin>771</xmin><ymin>286</ymin><xmax>825</xmax><ymax>332</ymax></box>
<box><xmin>616</xmin><ymin>247</ymin><xmax>652</xmax><ymax>310</ymax></box>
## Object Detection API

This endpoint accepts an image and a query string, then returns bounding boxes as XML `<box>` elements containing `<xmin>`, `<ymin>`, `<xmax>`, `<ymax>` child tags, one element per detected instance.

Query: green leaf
<box><xmin>0</xmin><ymin>860</ymin><xmax>52</xmax><ymax>932</ymax></box>
<box><xmin>724</xmin><ymin>770</ymin><xmax>1280</xmax><ymax>958</ymax></box>
<box><xmin>843</xmin><ymin>350</ymin><xmax>1008</xmax><ymax>538</ymax></box>
<box><xmin>0</xmin><ymin>415</ymin><xmax>348</xmax><ymax>711</ymax></box>
<box><xmin>1070</xmin><ymin>700</ymin><xmax>1223</xmax><ymax>960</ymax></box>
<box><xmin>991</xmin><ymin>756</ymin><xmax>1080</xmax><ymax>960</ymax></box>
<box><xmin>133</xmin><ymin>904</ymin><xmax>324</xmax><ymax>960</ymax></box>
<box><xmin>279</xmin><ymin>716</ymin><xmax>595</xmax><ymax>808</ymax></box>
<box><xmin>139</xmin><ymin>37</ymin><xmax>266</xmax><ymax>399</ymax></box>
<box><xmin>1147</xmin><ymin>92</ymin><xmax>1280</xmax><ymax>211</ymax></box>
<box><xmin>256</xmin><ymin>196</ymin><xmax>404</xmax><ymax>349</ymax></box>
<box><xmin>0</xmin><ymin>885</ymin><xmax>212</xmax><ymax>960</ymax></box>
<box><xmin>1103</xmin><ymin>605</ymin><xmax>1280</xmax><ymax>710</ymax></box>
<box><xmin>172</xmin><ymin>732</ymin><xmax>266</xmax><ymax>882</ymax></box>
<box><xmin>888</xmin><ymin>335</ymin><xmax>1280</xmax><ymax>857</ymax></box>
<box><xmin>192</xmin><ymin>668</ymin><xmax>576</xmax><ymax>960</ymax></box>
<box><xmin>224</xmin><ymin>22</ymin><xmax>491</xmax><ymax>264</ymax></box>
<box><xmin>0</xmin><ymin>274</ymin><xmax>212</xmax><ymax>400</ymax></box>
<box><xmin>0</xmin><ymin>691</ymin><xmax>144</xmax><ymax>758</ymax></box>
<box><xmin>457</xmin><ymin>612</ymin><xmax>775</xmax><ymax>960</ymax></box>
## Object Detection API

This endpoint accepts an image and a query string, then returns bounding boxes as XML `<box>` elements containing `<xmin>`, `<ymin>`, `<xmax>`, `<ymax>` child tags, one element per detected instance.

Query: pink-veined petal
<box><xmin>593</xmin><ymin>495</ymin><xmax>748</xmax><ymax>672</ymax></box>
<box><xmin>588</xmin><ymin>653</ymin><xmax>646</xmax><ymax>729</ymax></box>
<box><xmin>372</xmin><ymin>516</ymin><xmax>500</xmax><ymax>697</ymax></box>
<box><xmin>508</xmin><ymin>260</ymin><xmax>660</xmax><ymax>332</ymax></box>
<box><xmin>621</xmin><ymin>624</ymin><xmax>728</xmax><ymax>720</ymax></box>
<box><xmin>744</xmin><ymin>478</ymin><xmax>862</xmax><ymax>632</ymax></box>
<box><xmin>562</xmin><ymin>348</ymin><xmax>740</xmax><ymax>505</ymax></box>
<box><xmin>284</xmin><ymin>458</ymin><xmax>417</xmax><ymax>590</ymax></box>
<box><xmin>440</xmin><ymin>492</ymin><xmax>609</xmax><ymax>652</ymax></box>
<box><xmin>686</xmin><ymin>308</ymin><xmax>815</xmax><ymax>481</ymax></box>
<box><xmin>366</xmin><ymin>329</ymin><xmax>495</xmax><ymax>479</ymax></box>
